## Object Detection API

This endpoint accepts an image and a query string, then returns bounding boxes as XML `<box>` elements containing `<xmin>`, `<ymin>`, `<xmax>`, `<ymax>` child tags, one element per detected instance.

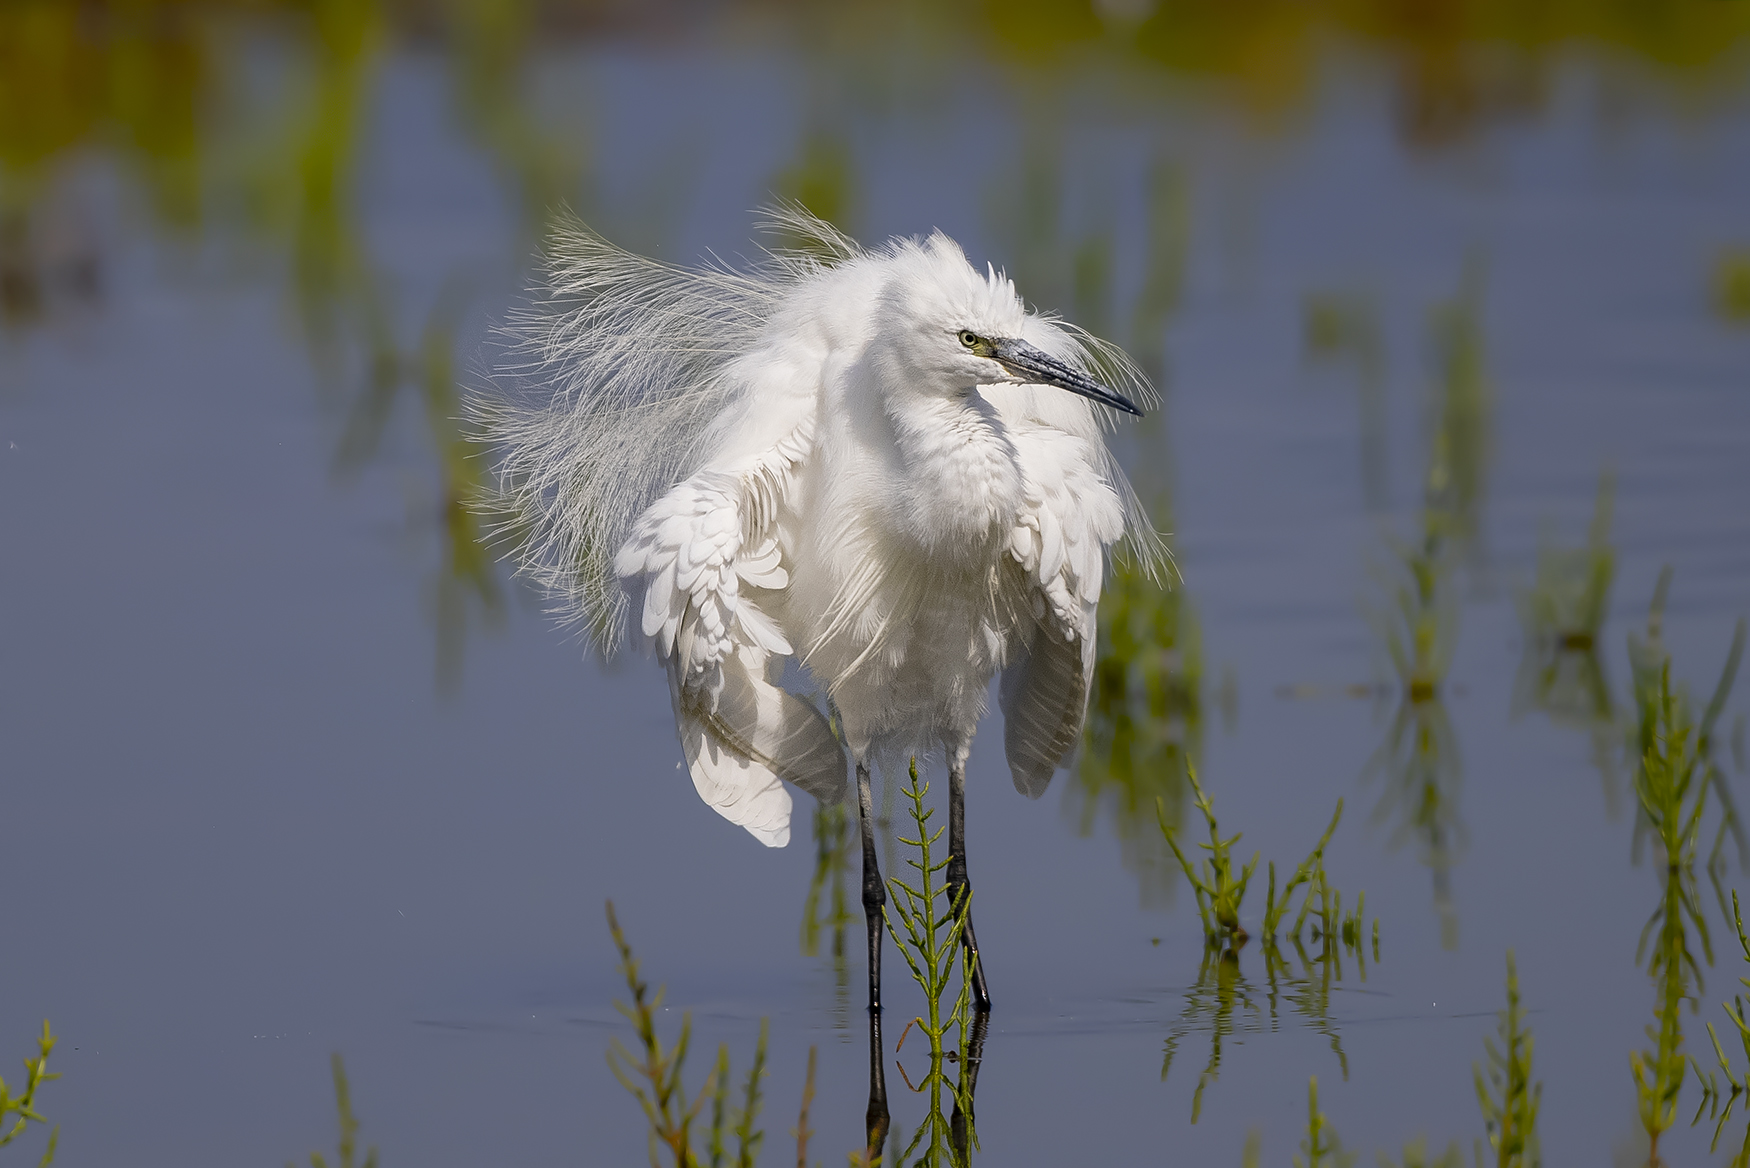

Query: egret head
<box><xmin>867</xmin><ymin>233</ymin><xmax>1142</xmax><ymax>417</ymax></box>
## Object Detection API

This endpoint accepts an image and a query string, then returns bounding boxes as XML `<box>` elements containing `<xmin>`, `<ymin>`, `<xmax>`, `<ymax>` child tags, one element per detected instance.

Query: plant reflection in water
<box><xmin>1511</xmin><ymin>471</ymin><xmax>1621</xmax><ymax>815</ymax></box>
<box><xmin>1161</xmin><ymin>930</ymin><xmax>1376</xmax><ymax>1126</ymax></box>
<box><xmin>1303</xmin><ymin>289</ymin><xmax>1389</xmax><ymax>513</ymax></box>
<box><xmin>1078</xmin><ymin>552</ymin><xmax>1204</xmax><ymax>906</ymax></box>
<box><xmin>1058</xmin><ymin>154</ymin><xmax>1201</xmax><ymax>909</ymax></box>
<box><xmin>1156</xmin><ymin>766</ymin><xmax>1374</xmax><ymax>1121</ymax></box>
<box><xmin>1359</xmin><ymin>261</ymin><xmax>1494</xmax><ymax>950</ymax></box>
<box><xmin>801</xmin><ymin>799</ymin><xmax>855</xmax><ymax>1023</ymax></box>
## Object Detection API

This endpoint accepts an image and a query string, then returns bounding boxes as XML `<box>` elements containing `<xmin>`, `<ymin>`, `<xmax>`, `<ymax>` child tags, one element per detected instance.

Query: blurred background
<box><xmin>2</xmin><ymin>1</ymin><xmax>1749</xmax><ymax>1164</ymax></box>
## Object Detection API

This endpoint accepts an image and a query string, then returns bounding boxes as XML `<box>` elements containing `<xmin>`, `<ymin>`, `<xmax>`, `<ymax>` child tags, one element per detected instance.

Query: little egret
<box><xmin>475</xmin><ymin>208</ymin><xmax>1163</xmax><ymax>1024</ymax></box>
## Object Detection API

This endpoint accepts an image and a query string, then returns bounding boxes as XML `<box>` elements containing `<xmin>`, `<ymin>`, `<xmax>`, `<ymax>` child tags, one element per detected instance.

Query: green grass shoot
<box><xmin>1693</xmin><ymin>891</ymin><xmax>1750</xmax><ymax>1166</ymax></box>
<box><xmin>0</xmin><ymin>1020</ymin><xmax>58</xmax><ymax>1166</ymax></box>
<box><xmin>1475</xmin><ymin>952</ymin><xmax>1541</xmax><ymax>1168</ymax></box>
<box><xmin>605</xmin><ymin>899</ymin><xmax>767</xmax><ymax>1168</ymax></box>
<box><xmin>1157</xmin><ymin>762</ymin><xmax>1363</xmax><ymax>954</ymax></box>
<box><xmin>297</xmin><ymin>1054</ymin><xmax>378</xmax><ymax>1168</ymax></box>
<box><xmin>884</xmin><ymin>762</ymin><xmax>979</xmax><ymax>1166</ymax></box>
<box><xmin>1159</xmin><ymin>762</ymin><xmax>1258</xmax><ymax>942</ymax></box>
<box><xmin>1263</xmin><ymin>802</ymin><xmax>1345</xmax><ymax>940</ymax></box>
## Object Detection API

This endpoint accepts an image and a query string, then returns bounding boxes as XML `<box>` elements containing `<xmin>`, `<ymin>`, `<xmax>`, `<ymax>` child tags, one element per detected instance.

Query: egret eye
<box><xmin>958</xmin><ymin>330</ymin><xmax>982</xmax><ymax>349</ymax></box>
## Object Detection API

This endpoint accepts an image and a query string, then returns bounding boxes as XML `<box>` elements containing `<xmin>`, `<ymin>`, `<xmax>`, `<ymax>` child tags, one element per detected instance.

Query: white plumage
<box><xmin>476</xmin><ymin>208</ymin><xmax>1163</xmax><ymax>848</ymax></box>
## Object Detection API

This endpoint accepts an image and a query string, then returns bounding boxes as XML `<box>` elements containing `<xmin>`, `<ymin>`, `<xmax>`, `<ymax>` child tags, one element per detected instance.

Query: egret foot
<box><xmin>949</xmin><ymin>1007</ymin><xmax>989</xmax><ymax>1164</ymax></box>
<box><xmin>864</xmin><ymin>1007</ymin><xmax>890</xmax><ymax>1162</ymax></box>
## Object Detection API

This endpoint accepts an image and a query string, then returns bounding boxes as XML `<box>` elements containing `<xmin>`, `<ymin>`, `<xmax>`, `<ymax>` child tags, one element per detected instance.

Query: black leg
<box><xmin>865</xmin><ymin>1005</ymin><xmax>891</xmax><ymax>1163</ymax></box>
<box><xmin>858</xmin><ymin>761</ymin><xmax>886</xmax><ymax>1013</ymax></box>
<box><xmin>856</xmin><ymin>762</ymin><xmax>889</xmax><ymax>1154</ymax></box>
<box><xmin>947</xmin><ymin>763</ymin><xmax>992</xmax><ymax>1012</ymax></box>
<box><xmin>949</xmin><ymin>1007</ymin><xmax>989</xmax><ymax>1164</ymax></box>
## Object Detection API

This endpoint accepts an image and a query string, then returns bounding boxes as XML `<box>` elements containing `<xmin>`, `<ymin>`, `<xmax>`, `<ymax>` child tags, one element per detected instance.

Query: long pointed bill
<box><xmin>990</xmin><ymin>338</ymin><xmax>1142</xmax><ymax>416</ymax></box>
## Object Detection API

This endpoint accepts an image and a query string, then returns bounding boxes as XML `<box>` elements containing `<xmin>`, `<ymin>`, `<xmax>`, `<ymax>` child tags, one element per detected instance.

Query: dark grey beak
<box><xmin>990</xmin><ymin>338</ymin><xmax>1142</xmax><ymax>417</ymax></box>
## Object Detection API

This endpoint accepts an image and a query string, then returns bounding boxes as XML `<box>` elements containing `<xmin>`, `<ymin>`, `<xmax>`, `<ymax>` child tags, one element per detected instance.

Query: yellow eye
<box><xmin>958</xmin><ymin>330</ymin><xmax>981</xmax><ymax>349</ymax></box>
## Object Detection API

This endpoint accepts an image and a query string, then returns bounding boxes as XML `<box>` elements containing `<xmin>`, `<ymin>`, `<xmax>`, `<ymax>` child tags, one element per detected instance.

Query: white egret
<box><xmin>475</xmin><ymin>207</ymin><xmax>1164</xmax><ymax>1021</ymax></box>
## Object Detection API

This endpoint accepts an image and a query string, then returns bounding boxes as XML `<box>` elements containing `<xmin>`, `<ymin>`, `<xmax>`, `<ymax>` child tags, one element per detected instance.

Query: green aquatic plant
<box><xmin>605</xmin><ymin>900</ymin><xmax>768</xmax><ymax>1168</ymax></box>
<box><xmin>1627</xmin><ymin>569</ymin><xmax>1747</xmax><ymax>871</ymax></box>
<box><xmin>1614</xmin><ymin>574</ymin><xmax>1748</xmax><ymax>1166</ymax></box>
<box><xmin>1475</xmin><ymin>952</ymin><xmax>1541</xmax><ymax>1168</ymax></box>
<box><xmin>1263</xmin><ymin>802</ymin><xmax>1346</xmax><ymax>940</ymax></box>
<box><xmin>1159</xmin><ymin>763</ymin><xmax>1358</xmax><ymax>952</ymax></box>
<box><xmin>0</xmin><ymin>1020</ymin><xmax>58</xmax><ymax>1165</ymax></box>
<box><xmin>1294</xmin><ymin>1078</ymin><xmax>1356</xmax><ymax>1168</ymax></box>
<box><xmin>1627</xmin><ymin>663</ymin><xmax>1719</xmax><ymax>1165</ymax></box>
<box><xmin>1283</xmin><ymin>872</ymin><xmax>1379</xmax><ymax>984</ymax></box>
<box><xmin>1160</xmin><ymin>762</ymin><xmax>1258</xmax><ymax>942</ymax></box>
<box><xmin>296</xmin><ymin>1054</ymin><xmax>378</xmax><ymax>1168</ymax></box>
<box><xmin>1692</xmin><ymin>892</ymin><xmax>1750</xmax><ymax>1162</ymax></box>
<box><xmin>884</xmin><ymin>763</ymin><xmax>979</xmax><ymax>1167</ymax></box>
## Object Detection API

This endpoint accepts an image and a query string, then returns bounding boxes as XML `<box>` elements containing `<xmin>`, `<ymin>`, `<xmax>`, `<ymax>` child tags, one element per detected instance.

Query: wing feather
<box><xmin>617</xmin><ymin>428</ymin><xmax>845</xmax><ymax>846</ymax></box>
<box><xmin>998</xmin><ymin>427</ymin><xmax>1126</xmax><ymax>798</ymax></box>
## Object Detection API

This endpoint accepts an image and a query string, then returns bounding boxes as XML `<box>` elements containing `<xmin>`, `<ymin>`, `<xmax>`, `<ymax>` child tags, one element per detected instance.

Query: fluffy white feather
<box><xmin>474</xmin><ymin>208</ymin><xmax>1165</xmax><ymax>845</ymax></box>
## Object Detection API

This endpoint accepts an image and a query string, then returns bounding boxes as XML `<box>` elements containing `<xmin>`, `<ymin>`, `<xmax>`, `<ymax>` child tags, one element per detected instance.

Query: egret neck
<box><xmin>883</xmin><ymin>390</ymin><xmax>1023</xmax><ymax>562</ymax></box>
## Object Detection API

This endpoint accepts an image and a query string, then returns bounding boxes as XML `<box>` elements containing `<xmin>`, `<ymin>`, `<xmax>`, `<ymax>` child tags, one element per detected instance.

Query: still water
<box><xmin>3</xmin><ymin>7</ymin><xmax>1750</xmax><ymax>1165</ymax></box>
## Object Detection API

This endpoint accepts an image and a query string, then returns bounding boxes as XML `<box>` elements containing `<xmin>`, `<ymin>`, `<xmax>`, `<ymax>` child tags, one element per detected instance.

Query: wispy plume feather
<box><xmin>472</xmin><ymin>216</ymin><xmax>851</xmax><ymax>647</ymax></box>
<box><xmin>471</xmin><ymin>207</ymin><xmax>1168</xmax><ymax>650</ymax></box>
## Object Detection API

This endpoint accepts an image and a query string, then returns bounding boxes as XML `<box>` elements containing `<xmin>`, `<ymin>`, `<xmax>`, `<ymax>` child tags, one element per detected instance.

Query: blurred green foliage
<box><xmin>1715</xmin><ymin>249</ymin><xmax>1750</xmax><ymax>326</ymax></box>
<box><xmin>1359</xmin><ymin>260</ymin><xmax>1499</xmax><ymax>950</ymax></box>
<box><xmin>1304</xmin><ymin>290</ymin><xmax>1388</xmax><ymax>511</ymax></box>
<box><xmin>1077</xmin><ymin>548</ymin><xmax>1204</xmax><ymax>906</ymax></box>
<box><xmin>1512</xmin><ymin>472</ymin><xmax>1620</xmax><ymax>813</ymax></box>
